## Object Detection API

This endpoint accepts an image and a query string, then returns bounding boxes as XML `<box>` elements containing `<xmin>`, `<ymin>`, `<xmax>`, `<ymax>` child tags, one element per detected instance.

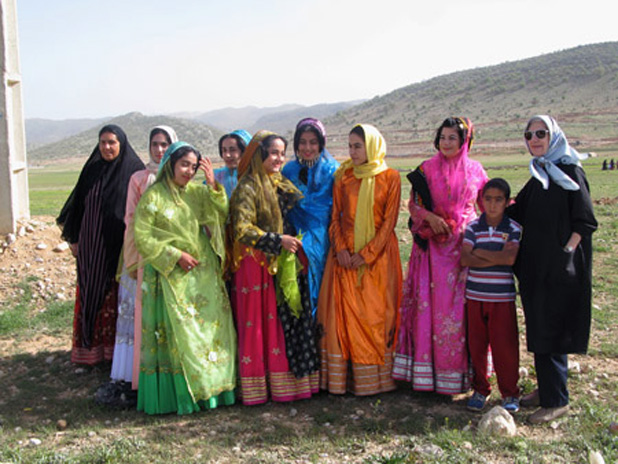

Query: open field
<box><xmin>1</xmin><ymin>153</ymin><xmax>617</xmax><ymax>463</ymax></box>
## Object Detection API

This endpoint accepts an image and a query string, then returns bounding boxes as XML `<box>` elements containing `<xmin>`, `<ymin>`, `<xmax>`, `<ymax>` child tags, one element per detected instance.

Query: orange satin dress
<box><xmin>317</xmin><ymin>167</ymin><xmax>402</xmax><ymax>395</ymax></box>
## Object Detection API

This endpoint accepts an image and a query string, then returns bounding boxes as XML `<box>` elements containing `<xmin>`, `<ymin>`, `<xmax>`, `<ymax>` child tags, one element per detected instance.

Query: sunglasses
<box><xmin>524</xmin><ymin>129</ymin><xmax>549</xmax><ymax>141</ymax></box>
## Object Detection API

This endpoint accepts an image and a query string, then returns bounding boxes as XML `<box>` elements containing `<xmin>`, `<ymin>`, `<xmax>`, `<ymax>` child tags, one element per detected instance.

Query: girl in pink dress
<box><xmin>393</xmin><ymin>117</ymin><xmax>488</xmax><ymax>394</ymax></box>
<box><xmin>108</xmin><ymin>126</ymin><xmax>178</xmax><ymax>392</ymax></box>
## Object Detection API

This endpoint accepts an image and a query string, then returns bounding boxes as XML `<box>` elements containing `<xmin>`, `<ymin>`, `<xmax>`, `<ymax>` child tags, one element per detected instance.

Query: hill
<box><xmin>323</xmin><ymin>42</ymin><xmax>618</xmax><ymax>156</ymax></box>
<box><xmin>28</xmin><ymin>112</ymin><xmax>224</xmax><ymax>163</ymax></box>
<box><xmin>190</xmin><ymin>101</ymin><xmax>362</xmax><ymax>134</ymax></box>
<box><xmin>192</xmin><ymin>104</ymin><xmax>303</xmax><ymax>132</ymax></box>
<box><xmin>248</xmin><ymin>101</ymin><xmax>364</xmax><ymax>136</ymax></box>
<box><xmin>25</xmin><ymin>117</ymin><xmax>108</xmax><ymax>149</ymax></box>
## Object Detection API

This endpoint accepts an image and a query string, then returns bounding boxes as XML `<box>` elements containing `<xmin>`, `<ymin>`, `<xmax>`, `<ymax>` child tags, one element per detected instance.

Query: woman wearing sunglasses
<box><xmin>508</xmin><ymin>115</ymin><xmax>597</xmax><ymax>424</ymax></box>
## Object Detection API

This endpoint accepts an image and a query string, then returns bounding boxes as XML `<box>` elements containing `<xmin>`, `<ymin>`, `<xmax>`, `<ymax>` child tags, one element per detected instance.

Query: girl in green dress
<box><xmin>133</xmin><ymin>142</ymin><xmax>237</xmax><ymax>415</ymax></box>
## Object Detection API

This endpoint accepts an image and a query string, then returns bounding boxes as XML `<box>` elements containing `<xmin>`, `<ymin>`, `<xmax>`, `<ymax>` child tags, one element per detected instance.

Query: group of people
<box><xmin>602</xmin><ymin>159</ymin><xmax>616</xmax><ymax>170</ymax></box>
<box><xmin>57</xmin><ymin>114</ymin><xmax>597</xmax><ymax>425</ymax></box>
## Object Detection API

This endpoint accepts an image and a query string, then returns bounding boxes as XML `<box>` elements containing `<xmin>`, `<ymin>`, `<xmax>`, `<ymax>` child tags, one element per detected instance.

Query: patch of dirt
<box><xmin>1</xmin><ymin>215</ymin><xmax>76</xmax><ymax>308</ymax></box>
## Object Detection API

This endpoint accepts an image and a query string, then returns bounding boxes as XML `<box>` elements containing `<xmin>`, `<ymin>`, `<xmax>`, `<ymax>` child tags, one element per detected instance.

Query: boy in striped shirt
<box><xmin>461</xmin><ymin>178</ymin><xmax>522</xmax><ymax>413</ymax></box>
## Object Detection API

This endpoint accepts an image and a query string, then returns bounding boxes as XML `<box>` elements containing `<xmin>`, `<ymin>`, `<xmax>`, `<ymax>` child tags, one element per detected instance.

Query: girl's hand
<box><xmin>425</xmin><ymin>212</ymin><xmax>450</xmax><ymax>235</ymax></box>
<box><xmin>178</xmin><ymin>251</ymin><xmax>199</xmax><ymax>272</ymax></box>
<box><xmin>199</xmin><ymin>157</ymin><xmax>215</xmax><ymax>187</ymax></box>
<box><xmin>349</xmin><ymin>253</ymin><xmax>365</xmax><ymax>269</ymax></box>
<box><xmin>281</xmin><ymin>235</ymin><xmax>302</xmax><ymax>253</ymax></box>
<box><xmin>336</xmin><ymin>249</ymin><xmax>352</xmax><ymax>268</ymax></box>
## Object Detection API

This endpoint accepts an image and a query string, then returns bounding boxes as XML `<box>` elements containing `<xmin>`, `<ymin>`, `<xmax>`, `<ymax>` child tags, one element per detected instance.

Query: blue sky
<box><xmin>16</xmin><ymin>0</ymin><xmax>618</xmax><ymax>119</ymax></box>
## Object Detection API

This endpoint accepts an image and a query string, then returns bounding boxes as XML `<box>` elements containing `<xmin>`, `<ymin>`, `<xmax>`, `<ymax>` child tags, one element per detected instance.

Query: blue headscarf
<box><xmin>282</xmin><ymin>118</ymin><xmax>339</xmax><ymax>317</ymax></box>
<box><xmin>230</xmin><ymin>129</ymin><xmax>251</xmax><ymax>146</ymax></box>
<box><xmin>527</xmin><ymin>115</ymin><xmax>588</xmax><ymax>191</ymax></box>
<box><xmin>158</xmin><ymin>141</ymin><xmax>193</xmax><ymax>172</ymax></box>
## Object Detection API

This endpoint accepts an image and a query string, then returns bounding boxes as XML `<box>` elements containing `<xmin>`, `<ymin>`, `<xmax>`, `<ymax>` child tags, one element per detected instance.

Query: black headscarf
<box><xmin>57</xmin><ymin>124</ymin><xmax>144</xmax><ymax>256</ymax></box>
<box><xmin>57</xmin><ymin>124</ymin><xmax>144</xmax><ymax>347</ymax></box>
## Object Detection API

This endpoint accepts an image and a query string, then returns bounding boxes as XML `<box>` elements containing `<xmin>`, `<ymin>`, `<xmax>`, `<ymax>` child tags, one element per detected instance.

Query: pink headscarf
<box><xmin>423</xmin><ymin>117</ymin><xmax>481</xmax><ymax>231</ymax></box>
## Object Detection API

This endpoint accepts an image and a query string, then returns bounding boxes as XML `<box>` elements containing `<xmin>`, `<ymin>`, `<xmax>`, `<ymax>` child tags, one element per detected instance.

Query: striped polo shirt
<box><xmin>463</xmin><ymin>214</ymin><xmax>522</xmax><ymax>302</ymax></box>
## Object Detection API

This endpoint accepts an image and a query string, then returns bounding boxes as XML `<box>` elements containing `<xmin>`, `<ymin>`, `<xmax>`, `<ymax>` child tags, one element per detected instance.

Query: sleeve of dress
<box><xmin>328</xmin><ymin>176</ymin><xmax>346</xmax><ymax>254</ymax></box>
<box><xmin>358</xmin><ymin>170</ymin><xmax>401</xmax><ymax>265</ymax></box>
<box><xmin>231</xmin><ymin>180</ymin><xmax>271</xmax><ymax>249</ymax></box>
<box><xmin>122</xmin><ymin>173</ymin><xmax>141</xmax><ymax>270</ymax></box>
<box><xmin>569</xmin><ymin>166</ymin><xmax>598</xmax><ymax>237</ymax></box>
<box><xmin>134</xmin><ymin>188</ymin><xmax>182</xmax><ymax>277</ymax></box>
<box><xmin>197</xmin><ymin>183</ymin><xmax>229</xmax><ymax>263</ymax></box>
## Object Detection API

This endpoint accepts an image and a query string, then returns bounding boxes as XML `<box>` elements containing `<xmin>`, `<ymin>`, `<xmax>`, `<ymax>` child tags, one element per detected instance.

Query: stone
<box><xmin>6</xmin><ymin>233</ymin><xmax>16</xmax><ymax>244</ymax></box>
<box><xmin>53</xmin><ymin>242</ymin><xmax>69</xmax><ymax>252</ymax></box>
<box><xmin>414</xmin><ymin>443</ymin><xmax>444</xmax><ymax>457</ymax></box>
<box><xmin>17</xmin><ymin>226</ymin><xmax>26</xmax><ymax>237</ymax></box>
<box><xmin>45</xmin><ymin>355</ymin><xmax>55</xmax><ymax>364</ymax></box>
<box><xmin>56</xmin><ymin>419</ymin><xmax>68</xmax><ymax>431</ymax></box>
<box><xmin>55</xmin><ymin>293</ymin><xmax>66</xmax><ymax>300</ymax></box>
<box><xmin>289</xmin><ymin>408</ymin><xmax>298</xmax><ymax>417</ymax></box>
<box><xmin>74</xmin><ymin>368</ymin><xmax>85</xmax><ymax>374</ymax></box>
<box><xmin>609</xmin><ymin>422</ymin><xmax>618</xmax><ymax>435</ymax></box>
<box><xmin>478</xmin><ymin>406</ymin><xmax>517</xmax><ymax>437</ymax></box>
<box><xmin>518</xmin><ymin>367</ymin><xmax>529</xmax><ymax>378</ymax></box>
<box><xmin>588</xmin><ymin>450</ymin><xmax>605</xmax><ymax>464</ymax></box>
<box><xmin>29</xmin><ymin>438</ymin><xmax>42</xmax><ymax>446</ymax></box>
<box><xmin>35</xmin><ymin>243</ymin><xmax>48</xmax><ymax>250</ymax></box>
<box><xmin>568</xmin><ymin>360</ymin><xmax>581</xmax><ymax>374</ymax></box>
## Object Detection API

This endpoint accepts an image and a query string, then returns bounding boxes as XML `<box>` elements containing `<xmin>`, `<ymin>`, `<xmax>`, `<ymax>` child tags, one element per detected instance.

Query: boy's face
<box><xmin>482</xmin><ymin>187</ymin><xmax>508</xmax><ymax>222</ymax></box>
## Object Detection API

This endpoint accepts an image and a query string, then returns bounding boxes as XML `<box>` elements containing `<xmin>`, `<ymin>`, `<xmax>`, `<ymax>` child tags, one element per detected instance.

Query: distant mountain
<box><xmin>323</xmin><ymin>42</ymin><xmax>618</xmax><ymax>155</ymax></box>
<box><xmin>248</xmin><ymin>101</ymin><xmax>365</xmax><ymax>136</ymax></box>
<box><xmin>193</xmin><ymin>104</ymin><xmax>303</xmax><ymax>132</ymax></box>
<box><xmin>28</xmin><ymin>112</ymin><xmax>224</xmax><ymax>162</ymax></box>
<box><xmin>190</xmin><ymin>101</ymin><xmax>364</xmax><ymax>134</ymax></box>
<box><xmin>26</xmin><ymin>117</ymin><xmax>108</xmax><ymax>149</ymax></box>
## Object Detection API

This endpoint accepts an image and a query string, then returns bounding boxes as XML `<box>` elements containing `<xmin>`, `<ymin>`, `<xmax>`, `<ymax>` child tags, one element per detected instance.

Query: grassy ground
<box><xmin>1</xmin><ymin>154</ymin><xmax>617</xmax><ymax>463</ymax></box>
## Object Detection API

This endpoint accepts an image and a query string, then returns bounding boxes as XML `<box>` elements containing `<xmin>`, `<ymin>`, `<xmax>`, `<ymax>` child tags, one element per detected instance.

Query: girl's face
<box><xmin>172</xmin><ymin>152</ymin><xmax>199</xmax><ymax>187</ymax></box>
<box><xmin>525</xmin><ymin>120</ymin><xmax>550</xmax><ymax>158</ymax></box>
<box><xmin>99</xmin><ymin>132</ymin><xmax>121</xmax><ymax>162</ymax></box>
<box><xmin>439</xmin><ymin>126</ymin><xmax>461</xmax><ymax>159</ymax></box>
<box><xmin>262</xmin><ymin>138</ymin><xmax>286</xmax><ymax>175</ymax></box>
<box><xmin>298</xmin><ymin>130</ymin><xmax>321</xmax><ymax>162</ymax></box>
<box><xmin>221</xmin><ymin>136</ymin><xmax>242</xmax><ymax>169</ymax></box>
<box><xmin>348</xmin><ymin>133</ymin><xmax>367</xmax><ymax>166</ymax></box>
<box><xmin>150</xmin><ymin>133</ymin><xmax>170</xmax><ymax>164</ymax></box>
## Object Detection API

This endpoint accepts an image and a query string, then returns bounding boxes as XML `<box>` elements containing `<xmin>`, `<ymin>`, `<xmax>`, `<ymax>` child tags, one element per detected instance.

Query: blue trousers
<box><xmin>534</xmin><ymin>353</ymin><xmax>569</xmax><ymax>408</ymax></box>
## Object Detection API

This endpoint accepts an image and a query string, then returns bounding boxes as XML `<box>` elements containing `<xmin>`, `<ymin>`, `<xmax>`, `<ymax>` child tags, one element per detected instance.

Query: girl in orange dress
<box><xmin>318</xmin><ymin>124</ymin><xmax>402</xmax><ymax>396</ymax></box>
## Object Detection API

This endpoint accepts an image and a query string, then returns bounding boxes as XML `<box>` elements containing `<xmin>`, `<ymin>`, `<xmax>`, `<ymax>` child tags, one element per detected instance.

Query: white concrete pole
<box><xmin>0</xmin><ymin>0</ymin><xmax>29</xmax><ymax>234</ymax></box>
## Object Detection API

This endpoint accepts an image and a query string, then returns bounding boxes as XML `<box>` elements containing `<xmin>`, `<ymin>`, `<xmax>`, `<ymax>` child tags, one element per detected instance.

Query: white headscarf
<box><xmin>526</xmin><ymin>115</ymin><xmax>587</xmax><ymax>191</ymax></box>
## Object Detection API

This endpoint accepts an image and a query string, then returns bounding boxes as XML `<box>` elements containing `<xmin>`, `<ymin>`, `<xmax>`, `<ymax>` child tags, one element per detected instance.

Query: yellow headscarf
<box><xmin>335</xmin><ymin>124</ymin><xmax>388</xmax><ymax>254</ymax></box>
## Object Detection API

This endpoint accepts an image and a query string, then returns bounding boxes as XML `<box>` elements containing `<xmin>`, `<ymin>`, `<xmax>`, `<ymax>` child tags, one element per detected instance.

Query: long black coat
<box><xmin>508</xmin><ymin>164</ymin><xmax>597</xmax><ymax>354</ymax></box>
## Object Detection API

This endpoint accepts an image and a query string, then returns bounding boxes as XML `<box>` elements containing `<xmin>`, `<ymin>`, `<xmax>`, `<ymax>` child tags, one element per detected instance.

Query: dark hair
<box><xmin>218</xmin><ymin>134</ymin><xmax>248</xmax><ymax>158</ymax></box>
<box><xmin>260</xmin><ymin>134</ymin><xmax>288</xmax><ymax>161</ymax></box>
<box><xmin>98</xmin><ymin>124</ymin><xmax>124</xmax><ymax>147</ymax></box>
<box><xmin>482</xmin><ymin>177</ymin><xmax>510</xmax><ymax>199</ymax></box>
<box><xmin>433</xmin><ymin>117</ymin><xmax>473</xmax><ymax>151</ymax></box>
<box><xmin>349</xmin><ymin>125</ymin><xmax>365</xmax><ymax>142</ymax></box>
<box><xmin>149</xmin><ymin>128</ymin><xmax>172</xmax><ymax>145</ymax></box>
<box><xmin>294</xmin><ymin>124</ymin><xmax>324</xmax><ymax>154</ymax></box>
<box><xmin>170</xmin><ymin>146</ymin><xmax>202</xmax><ymax>173</ymax></box>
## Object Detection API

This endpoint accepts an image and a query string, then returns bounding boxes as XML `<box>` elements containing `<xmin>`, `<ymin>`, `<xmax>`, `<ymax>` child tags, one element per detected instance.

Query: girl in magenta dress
<box><xmin>393</xmin><ymin>117</ymin><xmax>488</xmax><ymax>394</ymax></box>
